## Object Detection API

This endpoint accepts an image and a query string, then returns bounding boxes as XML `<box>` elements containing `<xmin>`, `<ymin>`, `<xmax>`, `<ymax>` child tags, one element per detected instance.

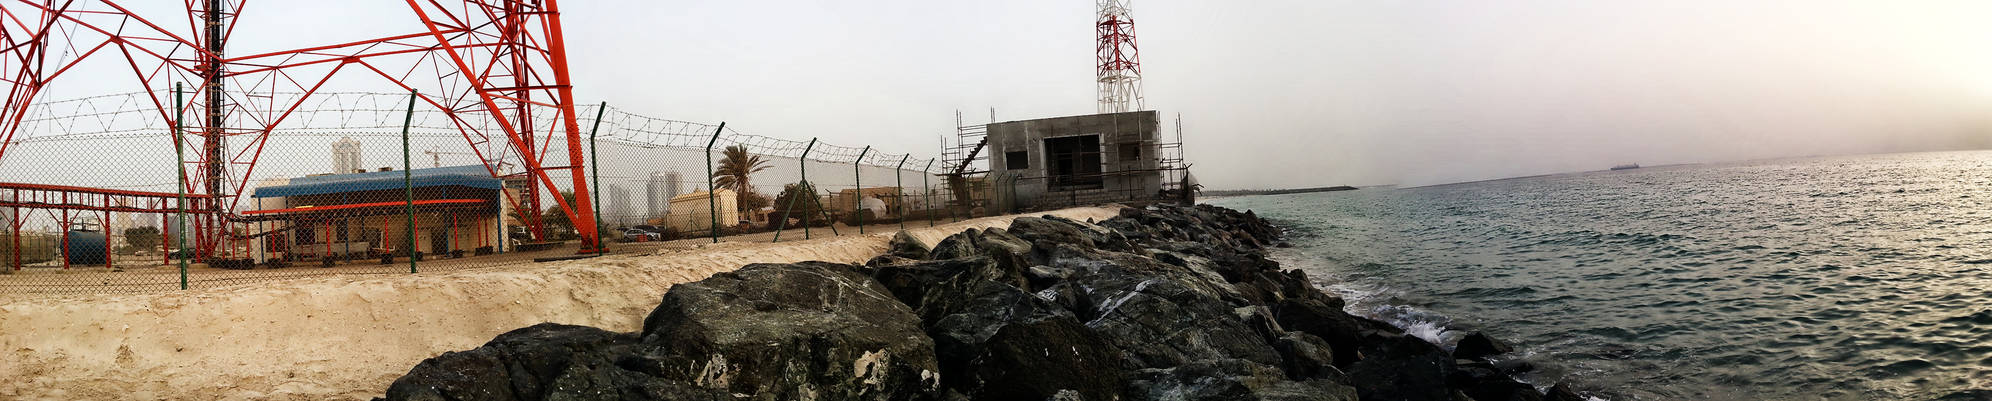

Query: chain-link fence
<box><xmin>0</xmin><ymin>91</ymin><xmax>954</xmax><ymax>295</ymax></box>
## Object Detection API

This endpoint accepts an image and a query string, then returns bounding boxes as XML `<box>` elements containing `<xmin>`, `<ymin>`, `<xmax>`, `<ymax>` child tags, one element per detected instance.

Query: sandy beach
<box><xmin>0</xmin><ymin>206</ymin><xmax>1120</xmax><ymax>401</ymax></box>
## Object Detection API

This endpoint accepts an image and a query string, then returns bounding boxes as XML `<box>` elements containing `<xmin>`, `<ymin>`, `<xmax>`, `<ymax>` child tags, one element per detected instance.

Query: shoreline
<box><xmin>377</xmin><ymin>204</ymin><xmax>1591</xmax><ymax>401</ymax></box>
<box><xmin>0</xmin><ymin>206</ymin><xmax>1122</xmax><ymax>401</ymax></box>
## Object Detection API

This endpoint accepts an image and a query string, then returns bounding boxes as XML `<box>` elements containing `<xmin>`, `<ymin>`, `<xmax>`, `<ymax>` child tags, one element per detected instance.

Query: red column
<box><xmin>10</xmin><ymin>205</ymin><xmax>20</xmax><ymax>271</ymax></box>
<box><xmin>382</xmin><ymin>213</ymin><xmax>392</xmax><ymax>254</ymax></box>
<box><xmin>103</xmin><ymin>201</ymin><xmax>112</xmax><ymax>269</ymax></box>
<box><xmin>59</xmin><ymin>208</ymin><xmax>69</xmax><ymax>270</ymax></box>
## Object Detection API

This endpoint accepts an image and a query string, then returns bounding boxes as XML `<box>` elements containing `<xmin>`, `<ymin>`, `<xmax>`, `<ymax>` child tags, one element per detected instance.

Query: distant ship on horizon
<box><xmin>1610</xmin><ymin>163</ymin><xmax>1641</xmax><ymax>171</ymax></box>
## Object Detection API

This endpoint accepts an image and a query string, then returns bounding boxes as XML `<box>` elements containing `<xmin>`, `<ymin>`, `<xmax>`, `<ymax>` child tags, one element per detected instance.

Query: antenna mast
<box><xmin>1096</xmin><ymin>0</ymin><xmax>1144</xmax><ymax>113</ymax></box>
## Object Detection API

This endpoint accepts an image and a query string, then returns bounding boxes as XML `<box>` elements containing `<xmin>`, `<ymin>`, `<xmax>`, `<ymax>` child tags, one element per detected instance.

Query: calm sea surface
<box><xmin>1206</xmin><ymin>151</ymin><xmax>1992</xmax><ymax>400</ymax></box>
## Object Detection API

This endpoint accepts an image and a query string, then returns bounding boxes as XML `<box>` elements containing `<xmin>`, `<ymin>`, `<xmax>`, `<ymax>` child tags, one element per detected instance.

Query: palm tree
<box><xmin>713</xmin><ymin>145</ymin><xmax>772</xmax><ymax>195</ymax></box>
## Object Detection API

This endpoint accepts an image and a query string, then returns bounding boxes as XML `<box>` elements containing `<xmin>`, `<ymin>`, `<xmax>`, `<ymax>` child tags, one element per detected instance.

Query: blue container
<box><xmin>64</xmin><ymin>230</ymin><xmax>107</xmax><ymax>265</ymax></box>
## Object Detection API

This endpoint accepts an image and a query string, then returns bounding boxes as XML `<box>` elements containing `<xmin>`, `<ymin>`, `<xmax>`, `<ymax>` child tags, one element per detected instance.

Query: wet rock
<box><xmin>1273</xmin><ymin>297</ymin><xmax>1372</xmax><ymax>367</ymax></box>
<box><xmin>1041</xmin><ymin>215</ymin><xmax>1140</xmax><ymax>252</ymax></box>
<box><xmin>922</xmin><ymin>274</ymin><xmax>1122</xmax><ymax>400</ymax></box>
<box><xmin>1075</xmin><ymin>268</ymin><xmax>1282</xmax><ymax>369</ymax></box>
<box><xmin>637</xmin><ymin>261</ymin><xmax>940</xmax><ymax>400</ymax></box>
<box><xmin>1126</xmin><ymin>359</ymin><xmax>1358</xmax><ymax>401</ymax></box>
<box><xmin>1348</xmin><ymin>332</ymin><xmax>1456</xmax><ymax>401</ymax></box>
<box><xmin>379</xmin><ymin>323</ymin><xmax>719</xmax><ymax>401</ymax></box>
<box><xmin>927</xmin><ymin>228</ymin><xmax>983</xmax><ymax>260</ymax></box>
<box><xmin>1034</xmin><ymin>240</ymin><xmax>1279</xmax><ymax>369</ymax></box>
<box><xmin>888</xmin><ymin>230</ymin><xmax>931</xmax><ymax>259</ymax></box>
<box><xmin>873</xmin><ymin>257</ymin><xmax>992</xmax><ymax>310</ymax></box>
<box><xmin>1270</xmin><ymin>331</ymin><xmax>1341</xmax><ymax>380</ymax></box>
<box><xmin>974</xmin><ymin>227</ymin><xmax>1034</xmax><ymax>258</ymax></box>
<box><xmin>1543</xmin><ymin>384</ymin><xmax>1588</xmax><ymax>401</ymax></box>
<box><xmin>1453</xmin><ymin>332</ymin><xmax>1515</xmax><ymax>361</ymax></box>
<box><xmin>1450</xmin><ymin>359</ymin><xmax>1540</xmax><ymax>401</ymax></box>
<box><xmin>1007</xmin><ymin>217</ymin><xmax>1097</xmax><ymax>249</ymax></box>
<box><xmin>865</xmin><ymin>254</ymin><xmax>919</xmax><ymax>268</ymax></box>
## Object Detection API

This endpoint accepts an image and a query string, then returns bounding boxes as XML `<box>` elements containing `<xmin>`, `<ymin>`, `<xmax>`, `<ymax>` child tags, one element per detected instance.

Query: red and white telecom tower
<box><xmin>0</xmin><ymin>0</ymin><xmax>605</xmax><ymax>260</ymax></box>
<box><xmin>1096</xmin><ymin>0</ymin><xmax>1144</xmax><ymax>113</ymax></box>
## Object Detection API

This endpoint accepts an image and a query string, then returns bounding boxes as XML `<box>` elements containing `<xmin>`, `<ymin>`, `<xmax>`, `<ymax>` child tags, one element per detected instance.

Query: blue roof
<box><xmin>252</xmin><ymin>165</ymin><xmax>502</xmax><ymax>198</ymax></box>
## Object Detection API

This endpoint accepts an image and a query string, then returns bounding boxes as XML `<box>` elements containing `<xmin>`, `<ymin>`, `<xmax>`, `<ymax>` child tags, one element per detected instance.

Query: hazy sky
<box><xmin>33</xmin><ymin>1</ymin><xmax>1992</xmax><ymax>189</ymax></box>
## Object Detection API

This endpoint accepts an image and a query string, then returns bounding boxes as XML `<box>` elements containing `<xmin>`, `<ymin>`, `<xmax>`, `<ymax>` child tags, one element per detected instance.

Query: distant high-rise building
<box><xmin>645</xmin><ymin>172</ymin><xmax>683</xmax><ymax>219</ymax></box>
<box><xmin>332</xmin><ymin>137</ymin><xmax>363</xmax><ymax>174</ymax></box>
<box><xmin>607</xmin><ymin>184</ymin><xmax>633</xmax><ymax>226</ymax></box>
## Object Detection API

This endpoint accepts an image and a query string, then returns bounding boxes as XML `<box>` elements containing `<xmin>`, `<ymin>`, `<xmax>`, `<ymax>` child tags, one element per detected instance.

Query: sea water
<box><xmin>1206</xmin><ymin>151</ymin><xmax>1992</xmax><ymax>400</ymax></box>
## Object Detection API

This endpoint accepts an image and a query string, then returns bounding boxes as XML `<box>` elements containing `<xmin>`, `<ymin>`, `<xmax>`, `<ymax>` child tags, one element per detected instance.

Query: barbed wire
<box><xmin>8</xmin><ymin>91</ymin><xmax>926</xmax><ymax>169</ymax></box>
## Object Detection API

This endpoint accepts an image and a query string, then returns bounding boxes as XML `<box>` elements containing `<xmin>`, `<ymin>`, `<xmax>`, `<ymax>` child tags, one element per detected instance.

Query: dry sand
<box><xmin>0</xmin><ymin>206</ymin><xmax>1122</xmax><ymax>401</ymax></box>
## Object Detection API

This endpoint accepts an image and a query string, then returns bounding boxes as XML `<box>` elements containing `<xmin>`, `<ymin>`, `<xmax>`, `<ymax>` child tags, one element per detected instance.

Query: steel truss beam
<box><xmin>0</xmin><ymin>0</ymin><xmax>601</xmax><ymax>260</ymax></box>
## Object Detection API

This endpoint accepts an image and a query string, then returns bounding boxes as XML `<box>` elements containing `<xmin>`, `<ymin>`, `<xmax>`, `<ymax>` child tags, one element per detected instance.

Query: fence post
<box><xmin>173</xmin><ymin>83</ymin><xmax>188</xmax><ymax>290</ymax></box>
<box><xmin>813</xmin><ymin>186</ymin><xmax>839</xmax><ymax>236</ymax></box>
<box><xmin>922</xmin><ymin>158</ymin><xmax>935</xmax><ymax>228</ymax></box>
<box><xmin>401</xmin><ymin>90</ymin><xmax>418</xmax><ymax>274</ymax></box>
<box><xmin>705</xmin><ymin>122</ymin><xmax>726</xmax><ymax>244</ymax></box>
<box><xmin>587</xmin><ymin>101</ymin><xmax>607</xmax><ymax>253</ymax></box>
<box><xmin>854</xmin><ymin>146</ymin><xmax>870</xmax><ymax>234</ymax></box>
<box><xmin>895</xmin><ymin>155</ymin><xmax>908</xmax><ymax>231</ymax></box>
<box><xmin>774</xmin><ymin>138</ymin><xmax>816</xmax><ymax>242</ymax></box>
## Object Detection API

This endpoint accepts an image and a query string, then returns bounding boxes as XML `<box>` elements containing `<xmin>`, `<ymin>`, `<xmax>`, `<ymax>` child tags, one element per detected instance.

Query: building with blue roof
<box><xmin>239</xmin><ymin>165</ymin><xmax>513</xmax><ymax>264</ymax></box>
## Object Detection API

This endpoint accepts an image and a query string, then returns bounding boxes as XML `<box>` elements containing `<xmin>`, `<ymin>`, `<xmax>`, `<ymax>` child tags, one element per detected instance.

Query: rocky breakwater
<box><xmin>377</xmin><ymin>205</ymin><xmax>1590</xmax><ymax>401</ymax></box>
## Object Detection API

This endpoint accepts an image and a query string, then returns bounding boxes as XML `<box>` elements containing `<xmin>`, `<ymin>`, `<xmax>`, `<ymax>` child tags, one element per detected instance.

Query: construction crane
<box><xmin>422</xmin><ymin>146</ymin><xmax>481</xmax><ymax>168</ymax></box>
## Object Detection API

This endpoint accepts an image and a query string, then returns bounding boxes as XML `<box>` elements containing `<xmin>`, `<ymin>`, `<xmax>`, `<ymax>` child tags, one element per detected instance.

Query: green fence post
<box><xmin>894</xmin><ymin>155</ymin><xmax>908</xmax><ymax>231</ymax></box>
<box><xmin>173</xmin><ymin>83</ymin><xmax>188</xmax><ymax>290</ymax></box>
<box><xmin>922</xmin><ymin>158</ymin><xmax>935</xmax><ymax>228</ymax></box>
<box><xmin>588</xmin><ymin>101</ymin><xmax>607</xmax><ymax>253</ymax></box>
<box><xmin>774</xmin><ymin>138</ymin><xmax>817</xmax><ymax>242</ymax></box>
<box><xmin>814</xmin><ymin>186</ymin><xmax>839</xmax><ymax>236</ymax></box>
<box><xmin>854</xmin><ymin>146</ymin><xmax>870</xmax><ymax>234</ymax></box>
<box><xmin>402</xmin><ymin>90</ymin><xmax>418</xmax><ymax>274</ymax></box>
<box><xmin>705</xmin><ymin>123</ymin><xmax>726</xmax><ymax>244</ymax></box>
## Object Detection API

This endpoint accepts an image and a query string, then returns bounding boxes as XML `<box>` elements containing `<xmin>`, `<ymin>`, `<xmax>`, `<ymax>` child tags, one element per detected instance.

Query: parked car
<box><xmin>621</xmin><ymin>228</ymin><xmax>662</xmax><ymax>241</ymax></box>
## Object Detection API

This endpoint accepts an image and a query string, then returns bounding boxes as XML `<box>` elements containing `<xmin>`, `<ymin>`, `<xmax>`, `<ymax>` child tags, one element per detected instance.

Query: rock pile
<box><xmin>378</xmin><ymin>204</ymin><xmax>1588</xmax><ymax>401</ymax></box>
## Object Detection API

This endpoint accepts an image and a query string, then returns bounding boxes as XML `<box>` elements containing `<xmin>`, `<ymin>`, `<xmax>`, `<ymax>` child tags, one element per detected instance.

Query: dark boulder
<box><xmin>887</xmin><ymin>231</ymin><xmax>931</xmax><ymax>260</ymax></box>
<box><xmin>637</xmin><ymin>262</ymin><xmax>940</xmax><ymax>400</ymax></box>
<box><xmin>1348</xmin><ymin>333</ymin><xmax>1455</xmax><ymax>401</ymax></box>
<box><xmin>1273</xmin><ymin>297</ymin><xmax>1374</xmax><ymax>367</ymax></box>
<box><xmin>910</xmin><ymin>258</ymin><xmax>1123</xmax><ymax>400</ymax></box>
<box><xmin>377</xmin><ymin>323</ymin><xmax>734</xmax><ymax>401</ymax></box>
<box><xmin>1125</xmin><ymin>359</ymin><xmax>1358</xmax><ymax>401</ymax></box>
<box><xmin>1450</xmin><ymin>359</ymin><xmax>1541</xmax><ymax>401</ymax></box>
<box><xmin>1040</xmin><ymin>215</ymin><xmax>1140</xmax><ymax>252</ymax></box>
<box><xmin>1453</xmin><ymin>332</ymin><xmax>1516</xmax><ymax>361</ymax></box>
<box><xmin>865</xmin><ymin>254</ymin><xmax>919</xmax><ymax>268</ymax></box>
<box><xmin>927</xmin><ymin>228</ymin><xmax>982</xmax><ymax>260</ymax></box>
<box><xmin>872</xmin><ymin>257</ymin><xmax>993</xmax><ymax>310</ymax></box>
<box><xmin>1073</xmin><ymin>267</ymin><xmax>1282</xmax><ymax>369</ymax></box>
<box><xmin>1271</xmin><ymin>331</ymin><xmax>1342</xmax><ymax>381</ymax></box>
<box><xmin>1007</xmin><ymin>217</ymin><xmax>1097</xmax><ymax>249</ymax></box>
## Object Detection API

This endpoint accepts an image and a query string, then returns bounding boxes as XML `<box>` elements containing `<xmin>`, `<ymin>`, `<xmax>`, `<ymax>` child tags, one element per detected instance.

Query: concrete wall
<box><xmin>986</xmin><ymin>110</ymin><xmax>1162</xmax><ymax>212</ymax></box>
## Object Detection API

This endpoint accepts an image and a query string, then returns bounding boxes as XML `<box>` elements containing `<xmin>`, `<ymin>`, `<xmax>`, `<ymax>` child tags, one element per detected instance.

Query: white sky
<box><xmin>27</xmin><ymin>1</ymin><xmax>1992</xmax><ymax>189</ymax></box>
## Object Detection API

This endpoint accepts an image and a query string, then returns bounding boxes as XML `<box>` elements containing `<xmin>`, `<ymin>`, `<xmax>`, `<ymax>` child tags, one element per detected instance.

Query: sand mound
<box><xmin>0</xmin><ymin>206</ymin><xmax>1121</xmax><ymax>401</ymax></box>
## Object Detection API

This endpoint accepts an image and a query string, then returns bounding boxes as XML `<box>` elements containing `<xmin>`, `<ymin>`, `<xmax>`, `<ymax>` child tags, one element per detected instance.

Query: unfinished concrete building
<box><xmin>970</xmin><ymin>110</ymin><xmax>1183</xmax><ymax>212</ymax></box>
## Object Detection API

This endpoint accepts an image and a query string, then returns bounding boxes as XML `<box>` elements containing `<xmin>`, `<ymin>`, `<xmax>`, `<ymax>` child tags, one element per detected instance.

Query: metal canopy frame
<box><xmin>0</xmin><ymin>0</ymin><xmax>602</xmax><ymax>261</ymax></box>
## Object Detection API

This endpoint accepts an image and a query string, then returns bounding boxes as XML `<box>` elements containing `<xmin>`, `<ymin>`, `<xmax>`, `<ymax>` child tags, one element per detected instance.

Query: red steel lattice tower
<box><xmin>0</xmin><ymin>0</ymin><xmax>605</xmax><ymax>260</ymax></box>
<box><xmin>1096</xmin><ymin>0</ymin><xmax>1143</xmax><ymax>113</ymax></box>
